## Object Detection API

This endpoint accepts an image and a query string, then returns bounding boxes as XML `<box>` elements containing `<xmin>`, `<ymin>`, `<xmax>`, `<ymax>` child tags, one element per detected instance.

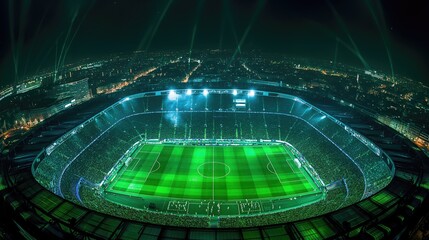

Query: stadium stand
<box><xmin>1</xmin><ymin>88</ymin><xmax>427</xmax><ymax>239</ymax></box>
<box><xmin>31</xmin><ymin>90</ymin><xmax>394</xmax><ymax>228</ymax></box>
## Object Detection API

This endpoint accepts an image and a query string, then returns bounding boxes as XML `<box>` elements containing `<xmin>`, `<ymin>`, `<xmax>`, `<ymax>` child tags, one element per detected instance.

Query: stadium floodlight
<box><xmin>232</xmin><ymin>89</ymin><xmax>238</xmax><ymax>96</ymax></box>
<box><xmin>203</xmin><ymin>89</ymin><xmax>209</xmax><ymax>96</ymax></box>
<box><xmin>168</xmin><ymin>90</ymin><xmax>178</xmax><ymax>101</ymax></box>
<box><xmin>186</xmin><ymin>89</ymin><xmax>192</xmax><ymax>95</ymax></box>
<box><xmin>248</xmin><ymin>90</ymin><xmax>255</xmax><ymax>97</ymax></box>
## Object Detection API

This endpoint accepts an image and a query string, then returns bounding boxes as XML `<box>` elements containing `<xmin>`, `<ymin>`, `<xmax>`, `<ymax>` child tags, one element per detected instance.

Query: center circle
<box><xmin>197</xmin><ymin>162</ymin><xmax>231</xmax><ymax>178</ymax></box>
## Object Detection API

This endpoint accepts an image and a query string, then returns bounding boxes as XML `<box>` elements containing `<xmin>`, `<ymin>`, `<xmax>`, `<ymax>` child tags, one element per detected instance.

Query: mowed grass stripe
<box><xmin>168</xmin><ymin>146</ymin><xmax>192</xmax><ymax>198</ymax></box>
<box><xmin>141</xmin><ymin>145</ymin><xmax>172</xmax><ymax>195</ymax></box>
<box><xmin>252</xmin><ymin>146</ymin><xmax>276</xmax><ymax>198</ymax></box>
<box><xmin>222</xmin><ymin>146</ymin><xmax>235</xmax><ymax>201</ymax></box>
<box><xmin>227</xmin><ymin>147</ymin><xmax>246</xmax><ymax>199</ymax></box>
<box><xmin>214</xmin><ymin>146</ymin><xmax>226</xmax><ymax>201</ymax></box>
<box><xmin>237</xmin><ymin>147</ymin><xmax>259</xmax><ymax>199</ymax></box>
<box><xmin>147</xmin><ymin>145</ymin><xmax>171</xmax><ymax>196</ymax></box>
<box><xmin>183</xmin><ymin>147</ymin><xmax>204</xmax><ymax>200</ymax></box>
<box><xmin>201</xmin><ymin>147</ymin><xmax>212</xmax><ymax>199</ymax></box>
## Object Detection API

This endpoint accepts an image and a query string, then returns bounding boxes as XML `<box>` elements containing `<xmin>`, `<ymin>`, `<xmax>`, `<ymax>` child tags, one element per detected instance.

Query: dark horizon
<box><xmin>1</xmin><ymin>0</ymin><xmax>428</xmax><ymax>87</ymax></box>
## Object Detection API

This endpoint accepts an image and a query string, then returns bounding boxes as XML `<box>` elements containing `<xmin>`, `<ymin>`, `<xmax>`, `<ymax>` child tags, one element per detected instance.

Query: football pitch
<box><xmin>105</xmin><ymin>142</ymin><xmax>323</xmax><ymax>215</ymax></box>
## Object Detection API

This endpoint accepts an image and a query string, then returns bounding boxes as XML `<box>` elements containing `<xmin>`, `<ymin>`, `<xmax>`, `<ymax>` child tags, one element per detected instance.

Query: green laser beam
<box><xmin>229</xmin><ymin>0</ymin><xmax>266</xmax><ymax>65</ymax></box>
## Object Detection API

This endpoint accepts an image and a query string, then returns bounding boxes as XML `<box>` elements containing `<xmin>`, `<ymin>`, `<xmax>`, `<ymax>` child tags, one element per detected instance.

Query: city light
<box><xmin>203</xmin><ymin>89</ymin><xmax>209</xmax><ymax>96</ymax></box>
<box><xmin>321</xmin><ymin>115</ymin><xmax>326</xmax><ymax>120</ymax></box>
<box><xmin>248</xmin><ymin>90</ymin><xmax>255</xmax><ymax>97</ymax></box>
<box><xmin>232</xmin><ymin>89</ymin><xmax>238</xmax><ymax>96</ymax></box>
<box><xmin>186</xmin><ymin>89</ymin><xmax>192</xmax><ymax>95</ymax></box>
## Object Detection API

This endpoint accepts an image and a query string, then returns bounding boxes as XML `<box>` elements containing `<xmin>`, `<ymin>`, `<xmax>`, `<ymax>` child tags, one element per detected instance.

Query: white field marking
<box><xmin>117</xmin><ymin>178</ymin><xmax>148</xmax><ymax>183</ymax></box>
<box><xmin>111</xmin><ymin>156</ymin><xmax>142</xmax><ymax>187</ymax></box>
<box><xmin>265</xmin><ymin>151</ymin><xmax>308</xmax><ymax>185</ymax></box>
<box><xmin>138</xmin><ymin>144</ymin><xmax>146</xmax><ymax>152</ymax></box>
<box><xmin>150</xmin><ymin>161</ymin><xmax>161</xmax><ymax>173</ymax></box>
<box><xmin>142</xmin><ymin>152</ymin><xmax>162</xmax><ymax>185</ymax></box>
<box><xmin>266</xmin><ymin>162</ymin><xmax>275</xmax><ymax>174</ymax></box>
<box><xmin>135</xmin><ymin>151</ymin><xmax>158</xmax><ymax>159</ymax></box>
<box><xmin>265</xmin><ymin>163</ymin><xmax>307</xmax><ymax>184</ymax></box>
<box><xmin>268</xmin><ymin>148</ymin><xmax>300</xmax><ymax>174</ymax></box>
<box><xmin>283</xmin><ymin>151</ymin><xmax>300</xmax><ymax>174</ymax></box>
<box><xmin>138</xmin><ymin>151</ymin><xmax>157</xmax><ymax>154</ymax></box>
<box><xmin>130</xmin><ymin>158</ymin><xmax>142</xmax><ymax>171</ymax></box>
<box><xmin>301</xmin><ymin>167</ymin><xmax>319</xmax><ymax>192</ymax></box>
<box><xmin>197</xmin><ymin>162</ymin><xmax>231</xmax><ymax>179</ymax></box>
<box><xmin>266</xmin><ymin>163</ymin><xmax>302</xmax><ymax>178</ymax></box>
<box><xmin>167</xmin><ymin>201</ymin><xmax>188</xmax><ymax>212</ymax></box>
<box><xmin>239</xmin><ymin>201</ymin><xmax>262</xmax><ymax>213</ymax></box>
<box><xmin>128</xmin><ymin>147</ymin><xmax>155</xmax><ymax>171</ymax></box>
<box><xmin>279</xmin><ymin>147</ymin><xmax>318</xmax><ymax>191</ymax></box>
<box><xmin>281</xmin><ymin>179</ymin><xmax>306</xmax><ymax>183</ymax></box>
<box><xmin>264</xmin><ymin>151</ymin><xmax>283</xmax><ymax>185</ymax></box>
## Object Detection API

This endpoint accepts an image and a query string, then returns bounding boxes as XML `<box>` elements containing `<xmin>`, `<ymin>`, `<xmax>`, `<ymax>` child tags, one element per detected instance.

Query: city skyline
<box><xmin>1</xmin><ymin>0</ymin><xmax>428</xmax><ymax>87</ymax></box>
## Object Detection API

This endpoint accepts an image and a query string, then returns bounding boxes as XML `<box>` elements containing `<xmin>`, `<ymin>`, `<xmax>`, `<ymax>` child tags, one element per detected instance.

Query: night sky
<box><xmin>1</xmin><ymin>0</ymin><xmax>428</xmax><ymax>87</ymax></box>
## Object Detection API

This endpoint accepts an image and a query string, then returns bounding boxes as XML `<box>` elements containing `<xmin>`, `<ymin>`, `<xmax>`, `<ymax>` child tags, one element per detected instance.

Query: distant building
<box><xmin>16</xmin><ymin>79</ymin><xmax>42</xmax><ymax>94</ymax></box>
<box><xmin>25</xmin><ymin>98</ymin><xmax>72</xmax><ymax>124</ymax></box>
<box><xmin>18</xmin><ymin>78</ymin><xmax>92</xmax><ymax>133</ymax></box>
<box><xmin>53</xmin><ymin>78</ymin><xmax>92</xmax><ymax>103</ymax></box>
<box><xmin>376</xmin><ymin>115</ymin><xmax>429</xmax><ymax>151</ymax></box>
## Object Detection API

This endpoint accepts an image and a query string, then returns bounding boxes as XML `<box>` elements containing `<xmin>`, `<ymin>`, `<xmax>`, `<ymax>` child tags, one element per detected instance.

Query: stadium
<box><xmin>31</xmin><ymin>88</ymin><xmax>394</xmax><ymax>229</ymax></box>
<box><xmin>1</xmin><ymin>1</ymin><xmax>429</xmax><ymax>239</ymax></box>
<box><xmin>3</xmin><ymin>79</ymin><xmax>427</xmax><ymax>239</ymax></box>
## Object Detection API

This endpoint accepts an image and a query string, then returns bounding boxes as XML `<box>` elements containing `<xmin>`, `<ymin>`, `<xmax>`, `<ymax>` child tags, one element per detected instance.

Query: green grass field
<box><xmin>106</xmin><ymin>143</ymin><xmax>321</xmax><ymax>210</ymax></box>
